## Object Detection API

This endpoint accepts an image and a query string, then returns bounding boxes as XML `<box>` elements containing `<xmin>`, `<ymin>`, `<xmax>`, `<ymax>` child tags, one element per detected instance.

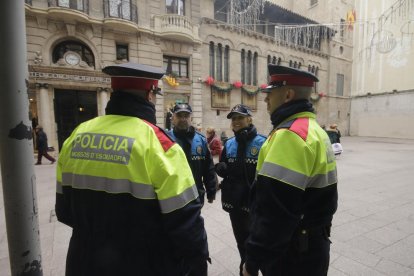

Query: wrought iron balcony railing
<box><xmin>48</xmin><ymin>0</ymin><xmax>89</xmax><ymax>15</ymax></box>
<box><xmin>103</xmin><ymin>0</ymin><xmax>138</xmax><ymax>24</ymax></box>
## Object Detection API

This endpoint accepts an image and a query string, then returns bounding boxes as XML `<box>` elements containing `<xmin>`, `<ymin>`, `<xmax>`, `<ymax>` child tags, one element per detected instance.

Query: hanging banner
<box><xmin>212</xmin><ymin>81</ymin><xmax>233</xmax><ymax>93</ymax></box>
<box><xmin>346</xmin><ymin>9</ymin><xmax>356</xmax><ymax>30</ymax></box>
<box><xmin>242</xmin><ymin>84</ymin><xmax>260</xmax><ymax>95</ymax></box>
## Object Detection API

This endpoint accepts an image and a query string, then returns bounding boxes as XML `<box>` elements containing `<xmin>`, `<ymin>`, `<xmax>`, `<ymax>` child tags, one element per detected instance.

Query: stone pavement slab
<box><xmin>1</xmin><ymin>136</ymin><xmax>414</xmax><ymax>275</ymax></box>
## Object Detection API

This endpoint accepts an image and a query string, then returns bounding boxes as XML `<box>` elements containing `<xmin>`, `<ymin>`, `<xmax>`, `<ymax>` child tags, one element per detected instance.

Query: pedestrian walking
<box><xmin>326</xmin><ymin>123</ymin><xmax>341</xmax><ymax>144</ymax></box>
<box><xmin>56</xmin><ymin>63</ymin><xmax>209</xmax><ymax>276</ymax></box>
<box><xmin>215</xmin><ymin>104</ymin><xmax>266</xmax><ymax>275</ymax></box>
<box><xmin>243</xmin><ymin>65</ymin><xmax>338</xmax><ymax>276</ymax></box>
<box><xmin>35</xmin><ymin>125</ymin><xmax>55</xmax><ymax>165</ymax></box>
<box><xmin>326</xmin><ymin>123</ymin><xmax>343</xmax><ymax>155</ymax></box>
<box><xmin>168</xmin><ymin>103</ymin><xmax>217</xmax><ymax>205</ymax></box>
<box><xmin>206</xmin><ymin>127</ymin><xmax>222</xmax><ymax>163</ymax></box>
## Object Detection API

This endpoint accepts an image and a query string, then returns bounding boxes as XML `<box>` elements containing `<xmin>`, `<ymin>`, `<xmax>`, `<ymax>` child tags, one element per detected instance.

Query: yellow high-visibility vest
<box><xmin>257</xmin><ymin>112</ymin><xmax>337</xmax><ymax>190</ymax></box>
<box><xmin>56</xmin><ymin>115</ymin><xmax>198</xmax><ymax>213</ymax></box>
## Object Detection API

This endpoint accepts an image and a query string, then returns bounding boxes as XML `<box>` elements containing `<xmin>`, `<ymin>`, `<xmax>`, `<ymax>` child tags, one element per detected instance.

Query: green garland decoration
<box><xmin>241</xmin><ymin>85</ymin><xmax>260</xmax><ymax>95</ymax></box>
<box><xmin>212</xmin><ymin>81</ymin><xmax>233</xmax><ymax>93</ymax></box>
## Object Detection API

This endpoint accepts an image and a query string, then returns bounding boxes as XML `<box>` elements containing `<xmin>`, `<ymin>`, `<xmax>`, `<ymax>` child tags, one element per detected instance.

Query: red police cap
<box><xmin>263</xmin><ymin>64</ymin><xmax>319</xmax><ymax>92</ymax></box>
<box><xmin>103</xmin><ymin>62</ymin><xmax>165</xmax><ymax>93</ymax></box>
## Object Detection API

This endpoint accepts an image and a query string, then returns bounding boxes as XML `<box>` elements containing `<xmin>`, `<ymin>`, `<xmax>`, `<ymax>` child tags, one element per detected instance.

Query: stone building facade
<box><xmin>351</xmin><ymin>0</ymin><xmax>414</xmax><ymax>139</ymax></box>
<box><xmin>24</xmin><ymin>0</ymin><xmax>354</xmax><ymax>150</ymax></box>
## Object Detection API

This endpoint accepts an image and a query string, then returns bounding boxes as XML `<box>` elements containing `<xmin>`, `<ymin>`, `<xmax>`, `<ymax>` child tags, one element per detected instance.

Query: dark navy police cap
<box><xmin>263</xmin><ymin>64</ymin><xmax>319</xmax><ymax>92</ymax></box>
<box><xmin>102</xmin><ymin>62</ymin><xmax>165</xmax><ymax>95</ymax></box>
<box><xmin>227</xmin><ymin>104</ymin><xmax>252</xmax><ymax>119</ymax></box>
<box><xmin>173</xmin><ymin>103</ymin><xmax>193</xmax><ymax>114</ymax></box>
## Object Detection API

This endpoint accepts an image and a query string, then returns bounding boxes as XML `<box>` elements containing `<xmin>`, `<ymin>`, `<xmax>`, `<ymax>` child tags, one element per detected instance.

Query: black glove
<box><xmin>215</xmin><ymin>162</ymin><xmax>228</xmax><ymax>177</ymax></box>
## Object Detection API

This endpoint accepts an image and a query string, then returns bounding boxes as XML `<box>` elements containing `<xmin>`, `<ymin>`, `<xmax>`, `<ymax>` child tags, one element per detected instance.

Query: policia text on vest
<box><xmin>71</xmin><ymin>133</ymin><xmax>134</xmax><ymax>165</ymax></box>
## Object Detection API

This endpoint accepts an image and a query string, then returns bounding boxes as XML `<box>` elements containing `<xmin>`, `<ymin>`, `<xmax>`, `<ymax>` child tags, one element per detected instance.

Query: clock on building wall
<box><xmin>64</xmin><ymin>51</ymin><xmax>81</xmax><ymax>66</ymax></box>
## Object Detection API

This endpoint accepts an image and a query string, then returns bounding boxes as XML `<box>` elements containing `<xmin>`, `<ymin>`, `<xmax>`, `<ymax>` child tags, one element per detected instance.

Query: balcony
<box><xmin>47</xmin><ymin>0</ymin><xmax>89</xmax><ymax>22</ymax></box>
<box><xmin>153</xmin><ymin>14</ymin><xmax>201</xmax><ymax>43</ymax></box>
<box><xmin>103</xmin><ymin>0</ymin><xmax>138</xmax><ymax>32</ymax></box>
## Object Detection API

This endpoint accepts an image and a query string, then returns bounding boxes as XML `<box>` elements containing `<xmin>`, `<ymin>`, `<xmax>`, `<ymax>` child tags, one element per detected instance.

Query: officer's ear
<box><xmin>285</xmin><ymin>88</ymin><xmax>296</xmax><ymax>103</ymax></box>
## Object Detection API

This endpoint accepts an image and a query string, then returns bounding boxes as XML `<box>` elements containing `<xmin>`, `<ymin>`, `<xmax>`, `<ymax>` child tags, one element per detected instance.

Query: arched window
<box><xmin>272</xmin><ymin>56</ymin><xmax>277</xmax><ymax>64</ymax></box>
<box><xmin>52</xmin><ymin>40</ymin><xmax>95</xmax><ymax>68</ymax></box>
<box><xmin>289</xmin><ymin>60</ymin><xmax>293</xmax><ymax>67</ymax></box>
<box><xmin>209</xmin><ymin>42</ymin><xmax>215</xmax><ymax>78</ymax></box>
<box><xmin>216</xmin><ymin>44</ymin><xmax>223</xmax><ymax>81</ymax></box>
<box><xmin>308</xmin><ymin>64</ymin><xmax>312</xmax><ymax>72</ymax></box>
<box><xmin>253</xmin><ymin>52</ymin><xmax>258</xmax><ymax>86</ymax></box>
<box><xmin>247</xmin><ymin>51</ymin><xmax>252</xmax><ymax>85</ymax></box>
<box><xmin>241</xmin><ymin>49</ymin><xmax>245</xmax><ymax>84</ymax></box>
<box><xmin>224</xmin><ymin>46</ymin><xmax>230</xmax><ymax>82</ymax></box>
<box><xmin>267</xmin><ymin>55</ymin><xmax>271</xmax><ymax>65</ymax></box>
<box><xmin>277</xmin><ymin>57</ymin><xmax>281</xmax><ymax>65</ymax></box>
<box><xmin>294</xmin><ymin>61</ymin><xmax>298</xmax><ymax>68</ymax></box>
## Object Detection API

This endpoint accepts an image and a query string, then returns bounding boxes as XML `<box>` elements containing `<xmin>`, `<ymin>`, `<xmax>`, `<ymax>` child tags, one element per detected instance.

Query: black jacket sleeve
<box><xmin>162</xmin><ymin>199</ymin><xmax>209</xmax><ymax>275</ymax></box>
<box><xmin>215</xmin><ymin>146</ymin><xmax>228</xmax><ymax>178</ymax></box>
<box><xmin>203</xmin><ymin>147</ymin><xmax>217</xmax><ymax>200</ymax></box>
<box><xmin>55</xmin><ymin>186</ymin><xmax>73</xmax><ymax>227</ymax></box>
<box><xmin>245</xmin><ymin>174</ymin><xmax>304</xmax><ymax>275</ymax></box>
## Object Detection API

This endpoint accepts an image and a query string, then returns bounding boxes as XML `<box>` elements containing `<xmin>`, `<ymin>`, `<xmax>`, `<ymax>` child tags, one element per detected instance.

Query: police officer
<box><xmin>215</xmin><ymin>104</ymin><xmax>266</xmax><ymax>275</ymax></box>
<box><xmin>243</xmin><ymin>65</ymin><xmax>338</xmax><ymax>276</ymax></box>
<box><xmin>168</xmin><ymin>103</ymin><xmax>217</xmax><ymax>205</ymax></box>
<box><xmin>56</xmin><ymin>63</ymin><xmax>209</xmax><ymax>276</ymax></box>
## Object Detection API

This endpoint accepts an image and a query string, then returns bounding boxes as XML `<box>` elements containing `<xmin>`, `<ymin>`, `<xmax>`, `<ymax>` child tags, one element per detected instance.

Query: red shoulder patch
<box><xmin>142</xmin><ymin>120</ymin><xmax>175</xmax><ymax>152</ymax></box>
<box><xmin>289</xmin><ymin>118</ymin><xmax>309</xmax><ymax>141</ymax></box>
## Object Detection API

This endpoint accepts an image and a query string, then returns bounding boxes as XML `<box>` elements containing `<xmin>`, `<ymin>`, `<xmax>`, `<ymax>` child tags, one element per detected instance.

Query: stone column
<box><xmin>98</xmin><ymin>87</ymin><xmax>110</xmax><ymax>116</ymax></box>
<box><xmin>36</xmin><ymin>83</ymin><xmax>52</xmax><ymax>145</ymax></box>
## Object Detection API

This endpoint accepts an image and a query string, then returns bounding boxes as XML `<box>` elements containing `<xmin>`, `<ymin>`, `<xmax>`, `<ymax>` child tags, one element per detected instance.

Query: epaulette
<box><xmin>276</xmin><ymin>118</ymin><xmax>309</xmax><ymax>141</ymax></box>
<box><xmin>142</xmin><ymin>121</ymin><xmax>175</xmax><ymax>151</ymax></box>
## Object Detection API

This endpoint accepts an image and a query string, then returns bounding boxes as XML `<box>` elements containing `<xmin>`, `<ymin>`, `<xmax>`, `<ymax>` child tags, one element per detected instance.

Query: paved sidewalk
<box><xmin>1</xmin><ymin>136</ymin><xmax>414</xmax><ymax>275</ymax></box>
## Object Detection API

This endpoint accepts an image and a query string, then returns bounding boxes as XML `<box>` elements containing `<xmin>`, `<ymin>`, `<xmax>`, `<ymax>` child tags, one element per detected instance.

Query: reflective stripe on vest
<box><xmin>260</xmin><ymin>162</ymin><xmax>337</xmax><ymax>190</ymax></box>
<box><xmin>58</xmin><ymin>173</ymin><xmax>198</xmax><ymax>213</ymax></box>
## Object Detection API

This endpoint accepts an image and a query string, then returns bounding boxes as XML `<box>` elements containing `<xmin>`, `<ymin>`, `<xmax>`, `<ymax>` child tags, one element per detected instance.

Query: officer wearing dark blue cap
<box><xmin>168</xmin><ymin>103</ymin><xmax>217</xmax><ymax>206</ymax></box>
<box><xmin>226</xmin><ymin>104</ymin><xmax>253</xmax><ymax>119</ymax></box>
<box><xmin>215</xmin><ymin>103</ymin><xmax>266</xmax><ymax>275</ymax></box>
<box><xmin>56</xmin><ymin>62</ymin><xmax>210</xmax><ymax>276</ymax></box>
<box><xmin>243</xmin><ymin>65</ymin><xmax>338</xmax><ymax>276</ymax></box>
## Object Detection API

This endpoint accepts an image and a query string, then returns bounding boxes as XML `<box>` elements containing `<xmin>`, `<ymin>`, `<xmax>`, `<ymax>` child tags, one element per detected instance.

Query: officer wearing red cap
<box><xmin>243</xmin><ymin>65</ymin><xmax>338</xmax><ymax>276</ymax></box>
<box><xmin>56</xmin><ymin>63</ymin><xmax>209</xmax><ymax>275</ymax></box>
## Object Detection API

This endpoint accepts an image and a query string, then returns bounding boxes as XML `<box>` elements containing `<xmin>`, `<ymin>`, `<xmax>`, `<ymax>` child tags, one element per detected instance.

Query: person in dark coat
<box><xmin>326</xmin><ymin>123</ymin><xmax>341</xmax><ymax>144</ymax></box>
<box><xmin>242</xmin><ymin>65</ymin><xmax>338</xmax><ymax>276</ymax></box>
<box><xmin>35</xmin><ymin>125</ymin><xmax>55</xmax><ymax>165</ymax></box>
<box><xmin>168</xmin><ymin>103</ymin><xmax>217</xmax><ymax>206</ymax></box>
<box><xmin>56</xmin><ymin>63</ymin><xmax>209</xmax><ymax>276</ymax></box>
<box><xmin>215</xmin><ymin>104</ymin><xmax>266</xmax><ymax>275</ymax></box>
